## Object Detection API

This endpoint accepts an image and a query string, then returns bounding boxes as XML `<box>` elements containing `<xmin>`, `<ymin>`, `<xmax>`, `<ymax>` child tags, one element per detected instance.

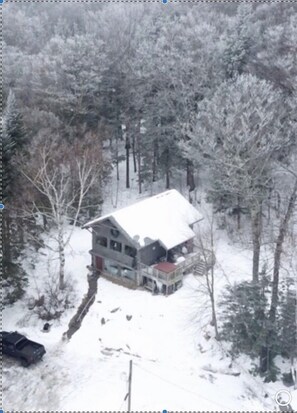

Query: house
<box><xmin>83</xmin><ymin>189</ymin><xmax>209</xmax><ymax>295</ymax></box>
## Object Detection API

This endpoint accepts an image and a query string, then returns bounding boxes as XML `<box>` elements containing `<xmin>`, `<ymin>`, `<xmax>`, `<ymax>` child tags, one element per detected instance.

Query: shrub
<box><xmin>3</xmin><ymin>261</ymin><xmax>28</xmax><ymax>305</ymax></box>
<box><xmin>35</xmin><ymin>272</ymin><xmax>76</xmax><ymax>320</ymax></box>
<box><xmin>220</xmin><ymin>280</ymin><xmax>268</xmax><ymax>357</ymax></box>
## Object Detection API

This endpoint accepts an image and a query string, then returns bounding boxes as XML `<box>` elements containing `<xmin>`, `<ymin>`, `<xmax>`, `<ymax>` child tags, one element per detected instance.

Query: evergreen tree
<box><xmin>220</xmin><ymin>280</ymin><xmax>269</xmax><ymax>357</ymax></box>
<box><xmin>3</xmin><ymin>122</ymin><xmax>15</xmax><ymax>201</ymax></box>
<box><xmin>186</xmin><ymin>74</ymin><xmax>291</xmax><ymax>282</ymax></box>
<box><xmin>3</xmin><ymin>90</ymin><xmax>26</xmax><ymax>200</ymax></box>
<box><xmin>279</xmin><ymin>280</ymin><xmax>297</xmax><ymax>361</ymax></box>
<box><xmin>3</xmin><ymin>90</ymin><xmax>28</xmax><ymax>304</ymax></box>
<box><xmin>222</xmin><ymin>5</ymin><xmax>255</xmax><ymax>79</ymax></box>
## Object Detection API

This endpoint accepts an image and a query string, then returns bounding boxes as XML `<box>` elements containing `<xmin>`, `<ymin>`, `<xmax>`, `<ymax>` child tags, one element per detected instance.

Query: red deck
<box><xmin>154</xmin><ymin>262</ymin><xmax>177</xmax><ymax>273</ymax></box>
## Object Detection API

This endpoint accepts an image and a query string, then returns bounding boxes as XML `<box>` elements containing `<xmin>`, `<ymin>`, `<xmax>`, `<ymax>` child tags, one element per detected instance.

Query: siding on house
<box><xmin>83</xmin><ymin>190</ymin><xmax>205</xmax><ymax>294</ymax></box>
<box><xmin>92</xmin><ymin>219</ymin><xmax>129</xmax><ymax>250</ymax></box>
<box><xmin>139</xmin><ymin>241</ymin><xmax>166</xmax><ymax>266</ymax></box>
<box><xmin>92</xmin><ymin>221</ymin><xmax>137</xmax><ymax>268</ymax></box>
<box><xmin>91</xmin><ymin>246</ymin><xmax>135</xmax><ymax>268</ymax></box>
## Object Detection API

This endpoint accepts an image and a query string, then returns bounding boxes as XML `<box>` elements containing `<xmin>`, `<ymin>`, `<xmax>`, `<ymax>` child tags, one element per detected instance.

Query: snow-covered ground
<box><xmin>3</xmin><ymin>159</ymin><xmax>296</xmax><ymax>411</ymax></box>
<box><xmin>2</xmin><ymin>263</ymin><xmax>274</xmax><ymax>411</ymax></box>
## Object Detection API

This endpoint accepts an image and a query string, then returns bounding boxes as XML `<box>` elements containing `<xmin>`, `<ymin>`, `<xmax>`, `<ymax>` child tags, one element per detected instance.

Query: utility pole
<box><xmin>128</xmin><ymin>359</ymin><xmax>133</xmax><ymax>412</ymax></box>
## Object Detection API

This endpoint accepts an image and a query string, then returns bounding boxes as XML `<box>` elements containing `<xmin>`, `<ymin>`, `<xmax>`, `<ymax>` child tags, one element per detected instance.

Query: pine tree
<box><xmin>186</xmin><ymin>74</ymin><xmax>291</xmax><ymax>282</ymax></box>
<box><xmin>3</xmin><ymin>122</ymin><xmax>15</xmax><ymax>201</ymax></box>
<box><xmin>220</xmin><ymin>280</ymin><xmax>269</xmax><ymax>357</ymax></box>
<box><xmin>3</xmin><ymin>90</ymin><xmax>28</xmax><ymax>304</ymax></box>
<box><xmin>279</xmin><ymin>280</ymin><xmax>297</xmax><ymax>361</ymax></box>
<box><xmin>222</xmin><ymin>5</ymin><xmax>255</xmax><ymax>79</ymax></box>
<box><xmin>3</xmin><ymin>89</ymin><xmax>26</xmax><ymax>200</ymax></box>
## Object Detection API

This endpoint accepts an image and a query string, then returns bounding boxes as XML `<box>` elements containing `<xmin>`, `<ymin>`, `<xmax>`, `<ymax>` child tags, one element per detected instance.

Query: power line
<box><xmin>206</xmin><ymin>323</ymin><xmax>274</xmax><ymax>410</ymax></box>
<box><xmin>134</xmin><ymin>363</ymin><xmax>231</xmax><ymax>411</ymax></box>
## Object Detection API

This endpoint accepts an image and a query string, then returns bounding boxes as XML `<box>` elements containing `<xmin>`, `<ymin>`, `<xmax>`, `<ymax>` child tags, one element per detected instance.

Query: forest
<box><xmin>3</xmin><ymin>2</ymin><xmax>297</xmax><ymax>389</ymax></box>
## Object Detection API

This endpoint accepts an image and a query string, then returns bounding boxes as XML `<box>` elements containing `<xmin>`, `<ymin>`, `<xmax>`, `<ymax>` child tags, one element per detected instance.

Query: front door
<box><xmin>95</xmin><ymin>256</ymin><xmax>104</xmax><ymax>271</ymax></box>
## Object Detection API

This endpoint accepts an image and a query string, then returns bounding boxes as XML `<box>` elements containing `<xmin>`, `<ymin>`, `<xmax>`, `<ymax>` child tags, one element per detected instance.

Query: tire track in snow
<box><xmin>3</xmin><ymin>344</ymin><xmax>71</xmax><ymax>411</ymax></box>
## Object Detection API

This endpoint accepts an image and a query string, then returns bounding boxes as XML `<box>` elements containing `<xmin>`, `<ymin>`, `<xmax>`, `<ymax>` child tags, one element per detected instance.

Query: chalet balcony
<box><xmin>139</xmin><ymin>247</ymin><xmax>215</xmax><ymax>289</ymax></box>
<box><xmin>90</xmin><ymin>245</ymin><xmax>136</xmax><ymax>268</ymax></box>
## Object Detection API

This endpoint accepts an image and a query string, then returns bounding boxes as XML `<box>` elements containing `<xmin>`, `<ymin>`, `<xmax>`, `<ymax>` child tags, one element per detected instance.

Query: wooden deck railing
<box><xmin>139</xmin><ymin>248</ymin><xmax>215</xmax><ymax>285</ymax></box>
<box><xmin>139</xmin><ymin>263</ymin><xmax>183</xmax><ymax>285</ymax></box>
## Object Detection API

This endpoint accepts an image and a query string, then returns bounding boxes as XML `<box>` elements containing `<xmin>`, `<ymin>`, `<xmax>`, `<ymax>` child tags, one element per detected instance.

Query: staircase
<box><xmin>193</xmin><ymin>260</ymin><xmax>208</xmax><ymax>276</ymax></box>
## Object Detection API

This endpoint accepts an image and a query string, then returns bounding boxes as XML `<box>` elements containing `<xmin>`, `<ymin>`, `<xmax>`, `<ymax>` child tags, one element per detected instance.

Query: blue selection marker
<box><xmin>0</xmin><ymin>0</ymin><xmax>5</xmax><ymax>4</ymax></box>
<box><xmin>163</xmin><ymin>410</ymin><xmax>168</xmax><ymax>413</ymax></box>
<box><xmin>0</xmin><ymin>409</ymin><xmax>4</xmax><ymax>413</ymax></box>
<box><xmin>162</xmin><ymin>0</ymin><xmax>168</xmax><ymax>4</ymax></box>
<box><xmin>0</xmin><ymin>204</ymin><xmax>4</xmax><ymax>210</ymax></box>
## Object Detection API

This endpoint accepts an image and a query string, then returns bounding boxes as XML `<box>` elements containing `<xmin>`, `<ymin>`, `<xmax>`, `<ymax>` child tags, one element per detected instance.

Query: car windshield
<box><xmin>15</xmin><ymin>338</ymin><xmax>28</xmax><ymax>350</ymax></box>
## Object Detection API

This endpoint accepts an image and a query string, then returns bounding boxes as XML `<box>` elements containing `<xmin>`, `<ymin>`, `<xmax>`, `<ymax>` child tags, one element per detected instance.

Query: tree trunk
<box><xmin>260</xmin><ymin>178</ymin><xmax>297</xmax><ymax>373</ymax></box>
<box><xmin>126</xmin><ymin>144</ymin><xmax>130</xmax><ymax>188</ymax></box>
<box><xmin>17</xmin><ymin>216</ymin><xmax>24</xmax><ymax>247</ymax></box>
<box><xmin>269</xmin><ymin>179</ymin><xmax>297</xmax><ymax>324</ymax></box>
<box><xmin>152</xmin><ymin>139</ymin><xmax>158</xmax><ymax>183</ymax></box>
<box><xmin>137</xmin><ymin>123</ymin><xmax>142</xmax><ymax>194</ymax></box>
<box><xmin>3</xmin><ymin>210</ymin><xmax>12</xmax><ymax>265</ymax></box>
<box><xmin>291</xmin><ymin>357</ymin><xmax>297</xmax><ymax>389</ymax></box>
<box><xmin>42</xmin><ymin>214</ymin><xmax>47</xmax><ymax>230</ymax></box>
<box><xmin>125</xmin><ymin>128</ymin><xmax>130</xmax><ymax>189</ymax></box>
<box><xmin>186</xmin><ymin>159</ymin><xmax>196</xmax><ymax>192</ymax></box>
<box><xmin>210</xmin><ymin>219</ymin><xmax>219</xmax><ymax>340</ymax></box>
<box><xmin>209</xmin><ymin>260</ymin><xmax>219</xmax><ymax>340</ymax></box>
<box><xmin>116</xmin><ymin>134</ymin><xmax>120</xmax><ymax>181</ymax></box>
<box><xmin>237</xmin><ymin>196</ymin><xmax>241</xmax><ymax>231</ymax></box>
<box><xmin>165</xmin><ymin>148</ymin><xmax>170</xmax><ymax>190</ymax></box>
<box><xmin>276</xmin><ymin>191</ymin><xmax>281</xmax><ymax>218</ymax></box>
<box><xmin>259</xmin><ymin>337</ymin><xmax>274</xmax><ymax>374</ymax></box>
<box><xmin>267</xmin><ymin>187</ymin><xmax>272</xmax><ymax>225</ymax></box>
<box><xmin>201</xmin><ymin>216</ymin><xmax>219</xmax><ymax>340</ymax></box>
<box><xmin>132</xmin><ymin>132</ymin><xmax>137</xmax><ymax>173</ymax></box>
<box><xmin>58</xmin><ymin>229</ymin><xmax>65</xmax><ymax>290</ymax></box>
<box><xmin>251</xmin><ymin>204</ymin><xmax>262</xmax><ymax>283</ymax></box>
<box><xmin>166</xmin><ymin>171</ymin><xmax>170</xmax><ymax>189</ymax></box>
<box><xmin>210</xmin><ymin>292</ymin><xmax>219</xmax><ymax>340</ymax></box>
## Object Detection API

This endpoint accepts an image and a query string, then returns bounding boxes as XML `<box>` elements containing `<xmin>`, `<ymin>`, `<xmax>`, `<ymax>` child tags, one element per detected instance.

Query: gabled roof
<box><xmin>83</xmin><ymin>189</ymin><xmax>203</xmax><ymax>250</ymax></box>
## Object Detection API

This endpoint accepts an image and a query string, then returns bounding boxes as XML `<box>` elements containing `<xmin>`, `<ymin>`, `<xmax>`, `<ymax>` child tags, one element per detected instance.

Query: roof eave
<box><xmin>88</xmin><ymin>216</ymin><xmax>139</xmax><ymax>249</ymax></box>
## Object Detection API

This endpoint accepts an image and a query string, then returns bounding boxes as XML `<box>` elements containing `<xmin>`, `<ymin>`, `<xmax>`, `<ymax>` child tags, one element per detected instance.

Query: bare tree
<box><xmin>20</xmin><ymin>133</ymin><xmax>102</xmax><ymax>290</ymax></box>
<box><xmin>195</xmin><ymin>212</ymin><xmax>219</xmax><ymax>340</ymax></box>
<box><xmin>260</xmin><ymin>161</ymin><xmax>297</xmax><ymax>374</ymax></box>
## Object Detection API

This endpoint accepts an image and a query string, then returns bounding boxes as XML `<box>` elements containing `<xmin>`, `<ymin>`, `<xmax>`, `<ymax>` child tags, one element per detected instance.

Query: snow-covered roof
<box><xmin>83</xmin><ymin>189</ymin><xmax>203</xmax><ymax>250</ymax></box>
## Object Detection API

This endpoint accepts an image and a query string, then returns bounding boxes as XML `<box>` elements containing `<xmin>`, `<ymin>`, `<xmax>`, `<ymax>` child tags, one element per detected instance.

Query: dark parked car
<box><xmin>1</xmin><ymin>331</ymin><xmax>46</xmax><ymax>367</ymax></box>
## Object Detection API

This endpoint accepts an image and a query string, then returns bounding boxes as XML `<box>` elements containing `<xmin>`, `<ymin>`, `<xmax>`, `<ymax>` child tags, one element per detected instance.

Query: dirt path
<box><xmin>65</xmin><ymin>272</ymin><xmax>100</xmax><ymax>339</ymax></box>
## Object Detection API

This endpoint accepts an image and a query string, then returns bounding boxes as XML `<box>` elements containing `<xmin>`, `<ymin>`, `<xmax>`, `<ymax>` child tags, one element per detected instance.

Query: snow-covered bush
<box><xmin>34</xmin><ymin>271</ymin><xmax>76</xmax><ymax>320</ymax></box>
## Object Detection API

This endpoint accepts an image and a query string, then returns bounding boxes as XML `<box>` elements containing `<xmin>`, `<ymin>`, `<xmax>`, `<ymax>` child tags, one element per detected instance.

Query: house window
<box><xmin>104</xmin><ymin>259</ymin><xmax>120</xmax><ymax>276</ymax></box>
<box><xmin>120</xmin><ymin>267</ymin><xmax>136</xmax><ymax>280</ymax></box>
<box><xmin>124</xmin><ymin>245</ymin><xmax>137</xmax><ymax>257</ymax></box>
<box><xmin>110</xmin><ymin>240</ymin><xmax>122</xmax><ymax>252</ymax></box>
<box><xmin>110</xmin><ymin>229</ymin><xmax>120</xmax><ymax>238</ymax></box>
<box><xmin>96</xmin><ymin>236</ymin><xmax>108</xmax><ymax>247</ymax></box>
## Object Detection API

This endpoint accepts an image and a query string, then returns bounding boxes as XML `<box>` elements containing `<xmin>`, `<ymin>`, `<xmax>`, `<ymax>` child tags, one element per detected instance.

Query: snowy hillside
<box><xmin>2</xmin><ymin>248</ymin><xmax>273</xmax><ymax>411</ymax></box>
<box><xmin>4</xmin><ymin>4</ymin><xmax>297</xmax><ymax>412</ymax></box>
<box><xmin>2</xmin><ymin>160</ymin><xmax>289</xmax><ymax>412</ymax></box>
